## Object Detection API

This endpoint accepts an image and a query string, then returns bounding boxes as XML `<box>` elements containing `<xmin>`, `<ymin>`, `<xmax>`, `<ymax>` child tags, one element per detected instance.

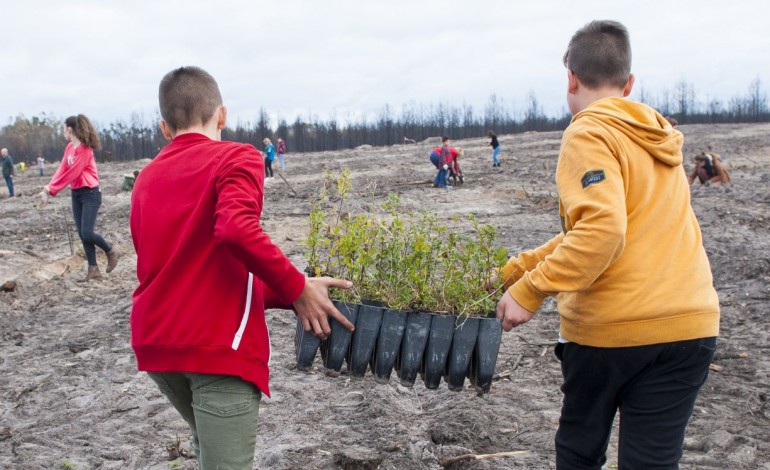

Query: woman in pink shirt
<box><xmin>43</xmin><ymin>114</ymin><xmax>119</xmax><ymax>281</ymax></box>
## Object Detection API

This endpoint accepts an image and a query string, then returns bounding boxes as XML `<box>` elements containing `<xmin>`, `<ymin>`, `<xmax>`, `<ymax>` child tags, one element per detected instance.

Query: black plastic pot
<box><xmin>397</xmin><ymin>311</ymin><xmax>432</xmax><ymax>386</ymax></box>
<box><xmin>364</xmin><ymin>301</ymin><xmax>387</xmax><ymax>373</ymax></box>
<box><xmin>347</xmin><ymin>302</ymin><xmax>384</xmax><ymax>378</ymax></box>
<box><xmin>469</xmin><ymin>316</ymin><xmax>503</xmax><ymax>394</ymax></box>
<box><xmin>294</xmin><ymin>319</ymin><xmax>321</xmax><ymax>370</ymax></box>
<box><xmin>321</xmin><ymin>300</ymin><xmax>359</xmax><ymax>373</ymax></box>
<box><xmin>372</xmin><ymin>308</ymin><xmax>408</xmax><ymax>384</ymax></box>
<box><xmin>294</xmin><ymin>301</ymin><xmax>503</xmax><ymax>393</ymax></box>
<box><xmin>445</xmin><ymin>317</ymin><xmax>480</xmax><ymax>391</ymax></box>
<box><xmin>421</xmin><ymin>314</ymin><xmax>456</xmax><ymax>389</ymax></box>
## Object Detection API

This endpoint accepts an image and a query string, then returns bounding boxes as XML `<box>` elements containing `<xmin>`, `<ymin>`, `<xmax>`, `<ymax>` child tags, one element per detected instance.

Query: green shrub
<box><xmin>304</xmin><ymin>171</ymin><xmax>508</xmax><ymax>316</ymax></box>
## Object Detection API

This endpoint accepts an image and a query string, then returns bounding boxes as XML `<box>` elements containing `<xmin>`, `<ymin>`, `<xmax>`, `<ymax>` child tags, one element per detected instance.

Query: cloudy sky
<box><xmin>2</xmin><ymin>0</ymin><xmax>768</xmax><ymax>128</ymax></box>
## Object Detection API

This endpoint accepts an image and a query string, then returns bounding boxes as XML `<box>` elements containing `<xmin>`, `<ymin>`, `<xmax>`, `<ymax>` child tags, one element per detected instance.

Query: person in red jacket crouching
<box><xmin>130</xmin><ymin>66</ymin><xmax>355</xmax><ymax>469</ymax></box>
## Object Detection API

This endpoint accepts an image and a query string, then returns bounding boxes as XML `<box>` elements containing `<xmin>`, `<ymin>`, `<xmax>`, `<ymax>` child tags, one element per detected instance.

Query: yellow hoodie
<box><xmin>501</xmin><ymin>97</ymin><xmax>719</xmax><ymax>347</ymax></box>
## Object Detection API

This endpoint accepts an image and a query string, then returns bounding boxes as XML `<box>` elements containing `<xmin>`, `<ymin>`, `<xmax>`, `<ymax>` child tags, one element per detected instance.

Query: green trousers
<box><xmin>148</xmin><ymin>372</ymin><xmax>262</xmax><ymax>469</ymax></box>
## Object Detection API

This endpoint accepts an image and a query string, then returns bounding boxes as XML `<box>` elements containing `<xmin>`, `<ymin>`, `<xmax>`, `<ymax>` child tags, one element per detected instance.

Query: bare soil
<box><xmin>1</xmin><ymin>123</ymin><xmax>769</xmax><ymax>469</ymax></box>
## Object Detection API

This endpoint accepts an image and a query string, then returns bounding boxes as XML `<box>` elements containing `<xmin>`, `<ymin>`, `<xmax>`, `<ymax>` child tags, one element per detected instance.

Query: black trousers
<box><xmin>554</xmin><ymin>337</ymin><xmax>716</xmax><ymax>470</ymax></box>
<box><xmin>264</xmin><ymin>158</ymin><xmax>273</xmax><ymax>178</ymax></box>
<box><xmin>71</xmin><ymin>186</ymin><xmax>112</xmax><ymax>266</ymax></box>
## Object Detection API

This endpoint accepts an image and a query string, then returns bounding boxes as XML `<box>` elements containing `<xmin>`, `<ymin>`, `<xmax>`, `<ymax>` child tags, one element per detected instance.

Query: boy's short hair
<box><xmin>563</xmin><ymin>20</ymin><xmax>631</xmax><ymax>89</ymax></box>
<box><xmin>159</xmin><ymin>66</ymin><xmax>223</xmax><ymax>133</ymax></box>
<box><xmin>442</xmin><ymin>136</ymin><xmax>450</xmax><ymax>143</ymax></box>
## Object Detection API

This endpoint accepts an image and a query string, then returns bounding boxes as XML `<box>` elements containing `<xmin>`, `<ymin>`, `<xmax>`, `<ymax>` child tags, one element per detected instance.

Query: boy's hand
<box><xmin>293</xmin><ymin>277</ymin><xmax>355</xmax><ymax>339</ymax></box>
<box><xmin>496</xmin><ymin>290</ymin><xmax>535</xmax><ymax>332</ymax></box>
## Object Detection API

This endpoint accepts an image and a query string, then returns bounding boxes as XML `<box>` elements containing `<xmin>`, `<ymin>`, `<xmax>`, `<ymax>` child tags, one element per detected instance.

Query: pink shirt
<box><xmin>47</xmin><ymin>142</ymin><xmax>100</xmax><ymax>196</ymax></box>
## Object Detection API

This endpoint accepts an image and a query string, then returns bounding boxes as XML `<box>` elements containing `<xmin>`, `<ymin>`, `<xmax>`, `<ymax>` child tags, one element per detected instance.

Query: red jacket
<box><xmin>432</xmin><ymin>146</ymin><xmax>458</xmax><ymax>166</ymax></box>
<box><xmin>47</xmin><ymin>143</ymin><xmax>100</xmax><ymax>196</ymax></box>
<box><xmin>129</xmin><ymin>133</ymin><xmax>306</xmax><ymax>397</ymax></box>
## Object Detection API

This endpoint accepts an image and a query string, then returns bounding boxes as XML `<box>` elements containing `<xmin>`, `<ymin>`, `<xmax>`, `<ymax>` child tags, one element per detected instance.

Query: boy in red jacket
<box><xmin>130</xmin><ymin>66</ymin><xmax>354</xmax><ymax>469</ymax></box>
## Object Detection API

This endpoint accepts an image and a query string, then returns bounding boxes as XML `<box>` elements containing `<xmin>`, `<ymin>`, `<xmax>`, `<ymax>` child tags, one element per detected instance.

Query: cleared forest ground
<box><xmin>1</xmin><ymin>123</ymin><xmax>769</xmax><ymax>469</ymax></box>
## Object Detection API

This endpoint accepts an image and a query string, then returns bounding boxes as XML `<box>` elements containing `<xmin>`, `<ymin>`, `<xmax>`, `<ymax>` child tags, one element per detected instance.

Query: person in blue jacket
<box><xmin>263</xmin><ymin>138</ymin><xmax>275</xmax><ymax>179</ymax></box>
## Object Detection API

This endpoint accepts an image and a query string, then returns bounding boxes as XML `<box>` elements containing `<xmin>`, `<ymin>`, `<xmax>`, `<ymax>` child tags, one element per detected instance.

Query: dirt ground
<box><xmin>1</xmin><ymin>123</ymin><xmax>768</xmax><ymax>469</ymax></box>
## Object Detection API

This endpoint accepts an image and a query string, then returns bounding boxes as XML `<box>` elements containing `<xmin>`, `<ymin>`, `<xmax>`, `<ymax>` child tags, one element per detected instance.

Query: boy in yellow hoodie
<box><xmin>495</xmin><ymin>20</ymin><xmax>719</xmax><ymax>468</ymax></box>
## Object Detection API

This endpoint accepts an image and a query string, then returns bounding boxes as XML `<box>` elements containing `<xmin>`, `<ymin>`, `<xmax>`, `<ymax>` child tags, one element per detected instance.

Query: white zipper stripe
<box><xmin>231</xmin><ymin>272</ymin><xmax>254</xmax><ymax>350</ymax></box>
<box><xmin>266</xmin><ymin>310</ymin><xmax>272</xmax><ymax>366</ymax></box>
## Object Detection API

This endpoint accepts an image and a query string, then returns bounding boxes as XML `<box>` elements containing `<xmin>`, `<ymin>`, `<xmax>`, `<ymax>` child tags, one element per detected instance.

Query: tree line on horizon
<box><xmin>1</xmin><ymin>79</ymin><xmax>767</xmax><ymax>163</ymax></box>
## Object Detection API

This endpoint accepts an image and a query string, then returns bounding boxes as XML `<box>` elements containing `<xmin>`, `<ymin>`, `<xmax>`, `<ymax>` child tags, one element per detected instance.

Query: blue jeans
<box><xmin>71</xmin><ymin>187</ymin><xmax>112</xmax><ymax>266</ymax></box>
<box><xmin>277</xmin><ymin>153</ymin><xmax>286</xmax><ymax>170</ymax></box>
<box><xmin>429</xmin><ymin>152</ymin><xmax>439</xmax><ymax>168</ymax></box>
<box><xmin>434</xmin><ymin>168</ymin><xmax>448</xmax><ymax>187</ymax></box>
<box><xmin>492</xmin><ymin>146</ymin><xmax>501</xmax><ymax>165</ymax></box>
<box><xmin>554</xmin><ymin>337</ymin><xmax>717</xmax><ymax>469</ymax></box>
<box><xmin>4</xmin><ymin>176</ymin><xmax>13</xmax><ymax>197</ymax></box>
<box><xmin>148</xmin><ymin>372</ymin><xmax>262</xmax><ymax>469</ymax></box>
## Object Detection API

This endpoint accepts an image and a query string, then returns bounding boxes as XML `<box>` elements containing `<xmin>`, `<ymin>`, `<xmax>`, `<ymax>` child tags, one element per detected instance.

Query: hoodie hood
<box><xmin>573</xmin><ymin>97</ymin><xmax>683</xmax><ymax>167</ymax></box>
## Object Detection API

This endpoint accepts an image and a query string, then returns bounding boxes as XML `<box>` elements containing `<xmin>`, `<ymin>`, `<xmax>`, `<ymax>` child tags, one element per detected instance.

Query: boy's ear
<box><xmin>567</xmin><ymin>69</ymin><xmax>579</xmax><ymax>94</ymax></box>
<box><xmin>159</xmin><ymin>120</ymin><xmax>173</xmax><ymax>141</ymax></box>
<box><xmin>623</xmin><ymin>74</ymin><xmax>635</xmax><ymax>97</ymax></box>
<box><xmin>217</xmin><ymin>105</ymin><xmax>227</xmax><ymax>130</ymax></box>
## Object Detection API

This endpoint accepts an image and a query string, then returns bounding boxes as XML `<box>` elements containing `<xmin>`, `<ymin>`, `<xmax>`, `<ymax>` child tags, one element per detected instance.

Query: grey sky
<box><xmin>2</xmin><ymin>0</ymin><xmax>768</xmax><ymax>128</ymax></box>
